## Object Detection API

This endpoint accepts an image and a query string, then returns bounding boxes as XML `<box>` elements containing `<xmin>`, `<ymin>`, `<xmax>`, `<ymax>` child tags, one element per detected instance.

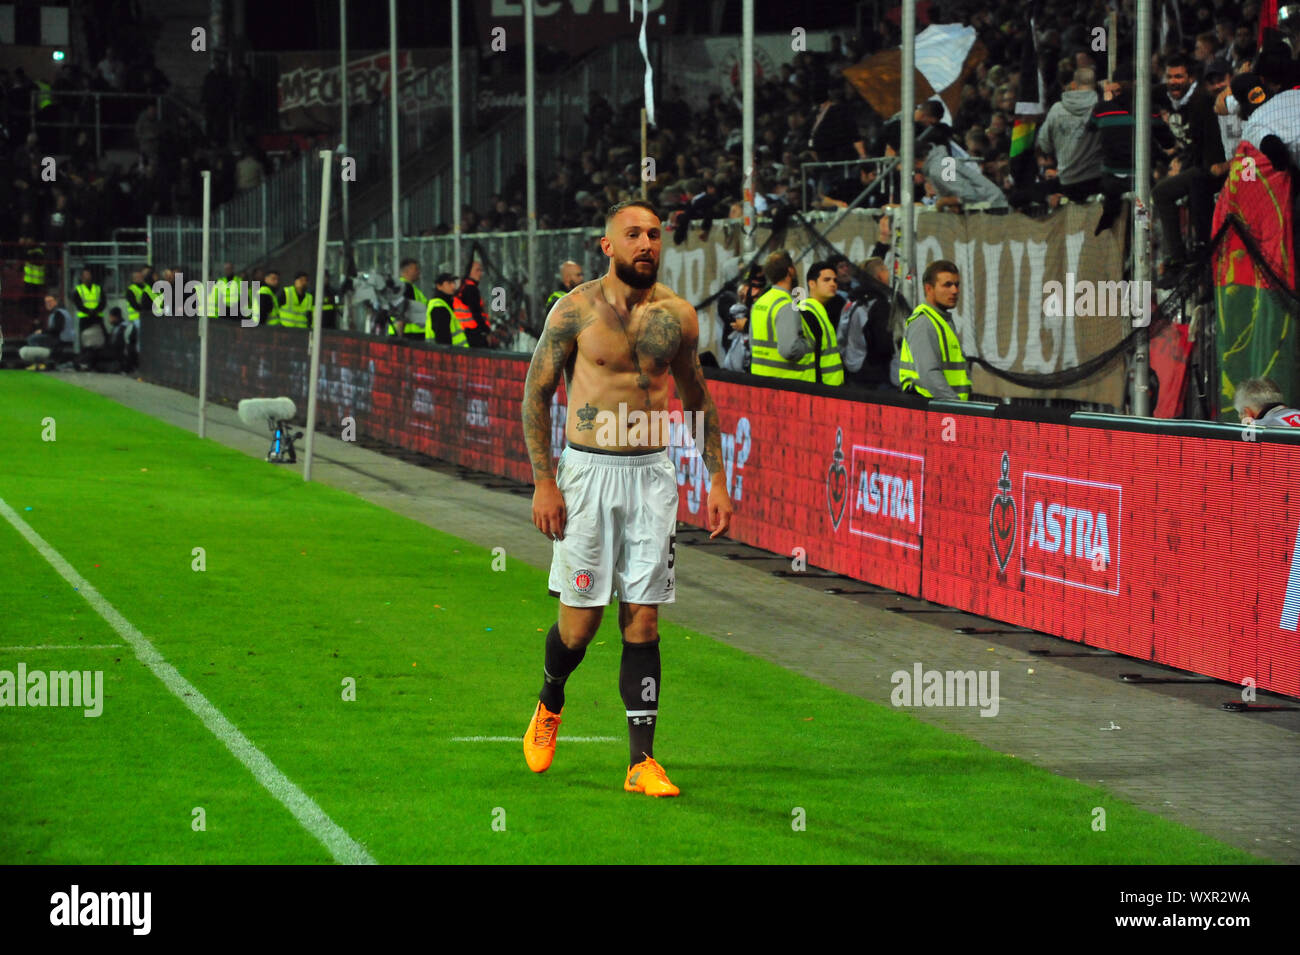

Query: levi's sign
<box><xmin>1020</xmin><ymin>472</ymin><xmax>1122</xmax><ymax>594</ymax></box>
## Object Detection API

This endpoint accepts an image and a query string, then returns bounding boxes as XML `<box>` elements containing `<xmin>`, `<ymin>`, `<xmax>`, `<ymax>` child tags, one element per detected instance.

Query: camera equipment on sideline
<box><xmin>351</xmin><ymin>271</ymin><xmax>424</xmax><ymax>336</ymax></box>
<box><xmin>238</xmin><ymin>396</ymin><xmax>301</xmax><ymax>463</ymax></box>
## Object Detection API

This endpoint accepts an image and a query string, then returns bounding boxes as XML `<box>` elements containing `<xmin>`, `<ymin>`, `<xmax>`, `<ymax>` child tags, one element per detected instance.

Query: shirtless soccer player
<box><xmin>520</xmin><ymin>199</ymin><xmax>734</xmax><ymax>797</ymax></box>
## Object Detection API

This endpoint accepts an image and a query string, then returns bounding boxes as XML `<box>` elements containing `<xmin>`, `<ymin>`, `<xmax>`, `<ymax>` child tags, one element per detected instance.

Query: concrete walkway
<box><xmin>50</xmin><ymin>371</ymin><xmax>1300</xmax><ymax>862</ymax></box>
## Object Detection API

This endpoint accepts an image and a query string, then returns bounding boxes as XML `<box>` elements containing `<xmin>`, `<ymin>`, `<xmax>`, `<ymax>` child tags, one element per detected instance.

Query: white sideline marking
<box><xmin>451</xmin><ymin>736</ymin><xmax>620</xmax><ymax>743</ymax></box>
<box><xmin>0</xmin><ymin>644</ymin><xmax>124</xmax><ymax>651</ymax></box>
<box><xmin>0</xmin><ymin>497</ymin><xmax>376</xmax><ymax>866</ymax></box>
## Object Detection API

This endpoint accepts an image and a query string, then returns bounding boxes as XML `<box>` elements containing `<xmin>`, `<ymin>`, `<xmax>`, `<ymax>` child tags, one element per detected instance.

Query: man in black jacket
<box><xmin>1152</xmin><ymin>54</ymin><xmax>1228</xmax><ymax>284</ymax></box>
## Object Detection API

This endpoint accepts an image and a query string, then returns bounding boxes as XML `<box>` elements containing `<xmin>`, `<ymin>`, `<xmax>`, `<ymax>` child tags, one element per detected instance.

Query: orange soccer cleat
<box><xmin>624</xmin><ymin>756</ymin><xmax>680</xmax><ymax>797</ymax></box>
<box><xmin>524</xmin><ymin>701</ymin><xmax>562</xmax><ymax>773</ymax></box>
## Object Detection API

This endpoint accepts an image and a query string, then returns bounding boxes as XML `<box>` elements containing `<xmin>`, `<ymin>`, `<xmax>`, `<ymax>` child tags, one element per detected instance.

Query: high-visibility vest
<box><xmin>35</xmin><ymin>80</ymin><xmax>53</xmax><ymax>111</ymax></box>
<box><xmin>396</xmin><ymin>278</ymin><xmax>427</xmax><ymax>334</ymax></box>
<box><xmin>545</xmin><ymin>289</ymin><xmax>566</xmax><ymax>311</ymax></box>
<box><xmin>280</xmin><ymin>286</ymin><xmax>313</xmax><ymax>328</ymax></box>
<box><xmin>74</xmin><ymin>283</ymin><xmax>104</xmax><ymax>320</ymax></box>
<box><xmin>126</xmin><ymin>283</ymin><xmax>149</xmax><ymax>322</ymax></box>
<box><xmin>427</xmin><ymin>297</ymin><xmax>468</xmax><ymax>347</ymax></box>
<box><xmin>751</xmin><ymin>286</ymin><xmax>826</xmax><ymax>381</ymax></box>
<box><xmin>209</xmin><ymin>276</ymin><xmax>242</xmax><ymax>317</ymax></box>
<box><xmin>798</xmin><ymin>298</ymin><xmax>845</xmax><ymax>386</ymax></box>
<box><xmin>144</xmin><ymin>283</ymin><xmax>165</xmax><ymax>316</ymax></box>
<box><xmin>453</xmin><ymin>279</ymin><xmax>481</xmax><ymax>330</ymax></box>
<box><xmin>24</xmin><ymin>248</ymin><xmax>45</xmax><ymax>286</ymax></box>
<box><xmin>898</xmin><ymin>303</ymin><xmax>972</xmax><ymax>400</ymax></box>
<box><xmin>258</xmin><ymin>285</ymin><xmax>281</xmax><ymax>326</ymax></box>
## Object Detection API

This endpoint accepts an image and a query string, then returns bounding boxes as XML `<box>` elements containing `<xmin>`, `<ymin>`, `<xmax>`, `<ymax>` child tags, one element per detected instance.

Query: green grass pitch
<box><xmin>0</xmin><ymin>373</ymin><xmax>1262</xmax><ymax>864</ymax></box>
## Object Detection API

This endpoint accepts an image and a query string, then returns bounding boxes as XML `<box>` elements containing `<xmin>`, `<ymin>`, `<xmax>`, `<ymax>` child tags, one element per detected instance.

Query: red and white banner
<box><xmin>141</xmin><ymin>317</ymin><xmax>1300</xmax><ymax>697</ymax></box>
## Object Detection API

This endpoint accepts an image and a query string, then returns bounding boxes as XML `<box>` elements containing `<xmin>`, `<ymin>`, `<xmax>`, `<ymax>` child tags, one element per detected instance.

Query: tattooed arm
<box><xmin>669</xmin><ymin>301</ymin><xmax>734</xmax><ymax>539</ymax></box>
<box><xmin>523</xmin><ymin>301</ymin><xmax>586</xmax><ymax>538</ymax></box>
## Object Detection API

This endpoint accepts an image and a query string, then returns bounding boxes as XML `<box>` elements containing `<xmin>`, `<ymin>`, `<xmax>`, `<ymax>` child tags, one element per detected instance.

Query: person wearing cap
<box><xmin>426</xmin><ymin>272</ymin><xmax>467</xmax><ymax>347</ymax></box>
<box><xmin>1236</xmin><ymin>72</ymin><xmax>1300</xmax><ymax>174</ymax></box>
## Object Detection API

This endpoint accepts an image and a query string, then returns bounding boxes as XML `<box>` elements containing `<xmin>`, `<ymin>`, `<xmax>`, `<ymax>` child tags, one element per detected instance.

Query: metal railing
<box><xmin>30</xmin><ymin>90</ymin><xmax>169</xmax><ymax>159</ymax></box>
<box><xmin>399</xmin><ymin>39</ymin><xmax>644</xmax><ymax>233</ymax></box>
<box><xmin>145</xmin><ymin>60</ymin><xmax>468</xmax><ymax>270</ymax></box>
<box><xmin>326</xmin><ymin>230</ymin><xmax>597</xmax><ymax>335</ymax></box>
<box><xmin>800</xmin><ymin>158</ymin><xmax>893</xmax><ymax>212</ymax></box>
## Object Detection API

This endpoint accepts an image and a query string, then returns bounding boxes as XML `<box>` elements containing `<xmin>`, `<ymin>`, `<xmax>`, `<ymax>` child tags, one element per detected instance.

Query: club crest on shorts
<box><xmin>571</xmin><ymin>568</ymin><xmax>596</xmax><ymax>594</ymax></box>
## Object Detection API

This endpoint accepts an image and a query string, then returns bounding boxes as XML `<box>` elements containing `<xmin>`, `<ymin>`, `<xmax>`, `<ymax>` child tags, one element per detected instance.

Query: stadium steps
<box><xmin>250</xmin><ymin>42</ymin><xmax>630</xmax><ymax>277</ymax></box>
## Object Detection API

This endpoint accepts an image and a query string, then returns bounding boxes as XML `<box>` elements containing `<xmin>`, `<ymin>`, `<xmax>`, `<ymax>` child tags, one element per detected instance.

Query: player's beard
<box><xmin>614</xmin><ymin>256</ymin><xmax>658</xmax><ymax>290</ymax></box>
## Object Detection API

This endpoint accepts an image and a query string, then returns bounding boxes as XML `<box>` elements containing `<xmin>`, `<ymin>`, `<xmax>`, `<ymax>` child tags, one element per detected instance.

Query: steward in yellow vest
<box><xmin>391</xmin><ymin>259</ymin><xmax>428</xmax><ymax>337</ymax></box>
<box><xmin>545</xmin><ymin>259</ymin><xmax>584</xmax><ymax>313</ymax></box>
<box><xmin>898</xmin><ymin>260</ymin><xmax>972</xmax><ymax>400</ymax></box>
<box><xmin>258</xmin><ymin>271</ymin><xmax>283</xmax><ymax>326</ymax></box>
<box><xmin>796</xmin><ymin>261</ymin><xmax>846</xmax><ymax>386</ymax></box>
<box><xmin>209</xmin><ymin>263</ymin><xmax>243</xmax><ymax>318</ymax></box>
<box><xmin>125</xmin><ymin>268</ymin><xmax>149</xmax><ymax>324</ymax></box>
<box><xmin>750</xmin><ymin>252</ymin><xmax>844</xmax><ymax>384</ymax></box>
<box><xmin>22</xmin><ymin>239</ymin><xmax>45</xmax><ymax>291</ymax></box>
<box><xmin>73</xmin><ymin>269</ymin><xmax>105</xmax><ymax>325</ymax></box>
<box><xmin>426</xmin><ymin>273</ymin><xmax>469</xmax><ymax>346</ymax></box>
<box><xmin>280</xmin><ymin>273</ymin><xmax>313</xmax><ymax>329</ymax></box>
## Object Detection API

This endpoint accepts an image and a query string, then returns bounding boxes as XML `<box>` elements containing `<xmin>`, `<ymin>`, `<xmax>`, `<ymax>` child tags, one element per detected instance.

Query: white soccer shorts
<box><xmin>547</xmin><ymin>443</ymin><xmax>679</xmax><ymax>607</ymax></box>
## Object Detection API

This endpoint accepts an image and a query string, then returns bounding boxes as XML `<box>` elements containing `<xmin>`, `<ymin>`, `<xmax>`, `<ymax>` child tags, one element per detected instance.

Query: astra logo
<box><xmin>1026</xmin><ymin>502</ymin><xmax>1111</xmax><ymax>562</ymax></box>
<box><xmin>857</xmin><ymin>470</ymin><xmax>916</xmax><ymax>522</ymax></box>
<box><xmin>847</xmin><ymin>445</ymin><xmax>924</xmax><ymax>550</ymax></box>
<box><xmin>1020</xmin><ymin>472</ymin><xmax>1122</xmax><ymax>594</ymax></box>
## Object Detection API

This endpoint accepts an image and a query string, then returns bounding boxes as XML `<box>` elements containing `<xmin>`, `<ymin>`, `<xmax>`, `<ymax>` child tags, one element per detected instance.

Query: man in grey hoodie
<box><xmin>918</xmin><ymin>137</ymin><xmax>1008</xmax><ymax>210</ymax></box>
<box><xmin>1037</xmin><ymin>67</ymin><xmax>1104</xmax><ymax>202</ymax></box>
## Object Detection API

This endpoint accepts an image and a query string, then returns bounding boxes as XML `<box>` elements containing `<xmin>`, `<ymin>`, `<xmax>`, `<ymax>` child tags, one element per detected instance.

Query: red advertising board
<box><xmin>140</xmin><ymin>318</ymin><xmax>1300</xmax><ymax>697</ymax></box>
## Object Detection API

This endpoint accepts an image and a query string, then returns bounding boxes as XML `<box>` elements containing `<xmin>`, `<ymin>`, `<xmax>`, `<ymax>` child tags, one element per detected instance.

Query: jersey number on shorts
<box><xmin>667</xmin><ymin>533</ymin><xmax>676</xmax><ymax>570</ymax></box>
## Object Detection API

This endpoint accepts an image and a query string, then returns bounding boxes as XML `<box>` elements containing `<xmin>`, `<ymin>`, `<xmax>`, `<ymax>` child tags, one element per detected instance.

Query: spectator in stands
<box><xmin>1153</xmin><ymin>54</ymin><xmax>1227</xmax><ymax>285</ymax></box>
<box><xmin>1206</xmin><ymin>59</ymin><xmax>1242</xmax><ymax>161</ymax></box>
<box><xmin>1235</xmin><ymin>378</ymin><xmax>1300</xmax><ymax>427</ymax></box>
<box><xmin>918</xmin><ymin>136</ymin><xmax>1009</xmax><ymax>211</ymax></box>
<box><xmin>1036</xmin><ymin>67</ymin><xmax>1104</xmax><ymax>202</ymax></box>
<box><xmin>808</xmin><ymin>82</ymin><xmax>867</xmax><ymax>185</ymax></box>
<box><xmin>135</xmin><ymin>102</ymin><xmax>160</xmax><ymax>172</ymax></box>
<box><xmin>1237</xmin><ymin>69</ymin><xmax>1300</xmax><ymax>174</ymax></box>
<box><xmin>1090</xmin><ymin>64</ymin><xmax>1173</xmax><ymax>234</ymax></box>
<box><xmin>234</xmin><ymin>150</ymin><xmax>263</xmax><ymax>192</ymax></box>
<box><xmin>96</xmin><ymin>47</ymin><xmax>125</xmax><ymax>91</ymax></box>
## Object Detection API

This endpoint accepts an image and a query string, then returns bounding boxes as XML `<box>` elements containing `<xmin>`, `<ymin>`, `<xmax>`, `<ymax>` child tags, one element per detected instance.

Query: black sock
<box><xmin>538</xmin><ymin>623</ymin><xmax>585</xmax><ymax>713</ymax></box>
<box><xmin>619</xmin><ymin>639</ymin><xmax>661</xmax><ymax>766</ymax></box>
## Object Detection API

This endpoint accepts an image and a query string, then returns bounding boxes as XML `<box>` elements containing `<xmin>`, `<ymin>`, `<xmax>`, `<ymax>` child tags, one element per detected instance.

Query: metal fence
<box><xmin>401</xmin><ymin>40</ymin><xmax>645</xmax><ymax>234</ymax></box>
<box><xmin>145</xmin><ymin>61</ymin><xmax>465</xmax><ymax>270</ymax></box>
<box><xmin>30</xmin><ymin>90</ymin><xmax>170</xmax><ymax>159</ymax></box>
<box><xmin>326</xmin><ymin>229</ymin><xmax>599</xmax><ymax>337</ymax></box>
